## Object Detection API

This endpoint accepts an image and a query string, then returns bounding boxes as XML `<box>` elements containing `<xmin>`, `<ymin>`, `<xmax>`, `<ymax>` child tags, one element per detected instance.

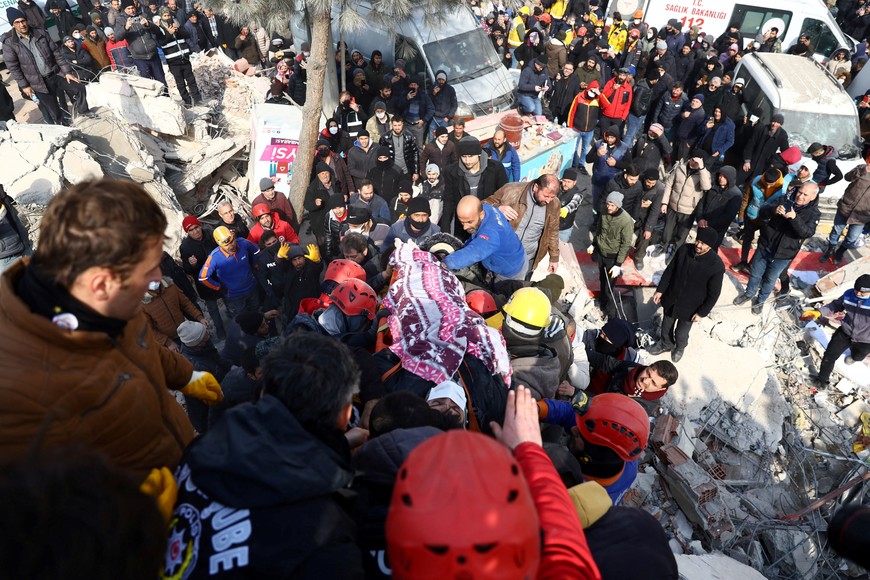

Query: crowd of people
<box><xmin>1</xmin><ymin>0</ymin><xmax>870</xmax><ymax>578</ymax></box>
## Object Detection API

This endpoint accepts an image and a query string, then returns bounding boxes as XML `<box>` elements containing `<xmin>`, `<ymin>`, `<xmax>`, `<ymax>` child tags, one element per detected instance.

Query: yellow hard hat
<box><xmin>213</xmin><ymin>225</ymin><xmax>234</xmax><ymax>246</ymax></box>
<box><xmin>503</xmin><ymin>287</ymin><xmax>551</xmax><ymax>332</ymax></box>
<box><xmin>519</xmin><ymin>6</ymin><xmax>530</xmax><ymax>15</ymax></box>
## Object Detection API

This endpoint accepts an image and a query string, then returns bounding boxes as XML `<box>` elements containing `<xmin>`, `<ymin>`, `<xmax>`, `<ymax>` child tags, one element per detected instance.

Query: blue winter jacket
<box><xmin>484</xmin><ymin>142</ymin><xmax>522</xmax><ymax>182</ymax></box>
<box><xmin>442</xmin><ymin>205</ymin><xmax>525</xmax><ymax>277</ymax></box>
<box><xmin>700</xmin><ymin>117</ymin><xmax>735</xmax><ymax>158</ymax></box>
<box><xmin>745</xmin><ymin>174</ymin><xmax>793</xmax><ymax>221</ymax></box>
<box><xmin>590</xmin><ymin>139</ymin><xmax>630</xmax><ymax>187</ymax></box>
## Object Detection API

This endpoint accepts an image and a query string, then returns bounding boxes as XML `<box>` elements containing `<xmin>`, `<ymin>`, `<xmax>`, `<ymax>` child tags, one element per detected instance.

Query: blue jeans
<box><xmin>133</xmin><ymin>56</ymin><xmax>167</xmax><ymax>86</ymax></box>
<box><xmin>744</xmin><ymin>248</ymin><xmax>792</xmax><ymax>304</ymax></box>
<box><xmin>517</xmin><ymin>94</ymin><xmax>542</xmax><ymax>116</ymax></box>
<box><xmin>574</xmin><ymin>130</ymin><xmax>595</xmax><ymax>167</ymax></box>
<box><xmin>828</xmin><ymin>211</ymin><xmax>864</xmax><ymax>249</ymax></box>
<box><xmin>559</xmin><ymin>227</ymin><xmax>573</xmax><ymax>242</ymax></box>
<box><xmin>224</xmin><ymin>288</ymin><xmax>261</xmax><ymax>320</ymax></box>
<box><xmin>624</xmin><ymin>113</ymin><xmax>646</xmax><ymax>147</ymax></box>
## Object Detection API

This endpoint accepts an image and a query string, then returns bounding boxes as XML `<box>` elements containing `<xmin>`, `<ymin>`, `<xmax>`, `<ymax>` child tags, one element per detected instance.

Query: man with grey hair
<box><xmin>734</xmin><ymin>181</ymin><xmax>820</xmax><ymax>315</ymax></box>
<box><xmin>216</xmin><ymin>199</ymin><xmax>250</xmax><ymax>240</ymax></box>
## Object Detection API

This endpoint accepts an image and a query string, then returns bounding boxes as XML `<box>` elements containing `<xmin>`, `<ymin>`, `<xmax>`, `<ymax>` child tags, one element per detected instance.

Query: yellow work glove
<box><xmin>304</xmin><ymin>243</ymin><xmax>321</xmax><ymax>263</ymax></box>
<box><xmin>277</xmin><ymin>242</ymin><xmax>291</xmax><ymax>259</ymax></box>
<box><xmin>140</xmin><ymin>467</ymin><xmax>177</xmax><ymax>524</ymax></box>
<box><xmin>180</xmin><ymin>370</ymin><xmax>223</xmax><ymax>406</ymax></box>
<box><xmin>800</xmin><ymin>309</ymin><xmax>821</xmax><ymax>321</ymax></box>
<box><xmin>560</xmin><ymin>207</ymin><xmax>569</xmax><ymax>218</ymax></box>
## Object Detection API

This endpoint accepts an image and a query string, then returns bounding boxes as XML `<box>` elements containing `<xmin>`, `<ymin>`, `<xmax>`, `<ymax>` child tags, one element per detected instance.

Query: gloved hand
<box><xmin>560</xmin><ymin>207</ymin><xmax>569</xmax><ymax>218</ymax></box>
<box><xmin>277</xmin><ymin>242</ymin><xmax>291</xmax><ymax>259</ymax></box>
<box><xmin>586</xmin><ymin>244</ymin><xmax>595</xmax><ymax>254</ymax></box>
<box><xmin>304</xmin><ymin>243</ymin><xmax>320</xmax><ymax>263</ymax></box>
<box><xmin>800</xmin><ymin>309</ymin><xmax>821</xmax><ymax>321</ymax></box>
<box><xmin>180</xmin><ymin>371</ymin><xmax>223</xmax><ymax>406</ymax></box>
<box><xmin>140</xmin><ymin>467</ymin><xmax>177</xmax><ymax>523</ymax></box>
<box><xmin>609</xmin><ymin>265</ymin><xmax>621</xmax><ymax>278</ymax></box>
<box><xmin>572</xmin><ymin>390</ymin><xmax>590</xmax><ymax>415</ymax></box>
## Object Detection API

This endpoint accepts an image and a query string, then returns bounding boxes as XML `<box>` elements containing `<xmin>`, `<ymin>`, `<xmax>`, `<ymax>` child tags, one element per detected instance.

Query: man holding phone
<box><xmin>397</xmin><ymin>74</ymin><xmax>433</xmax><ymax>151</ymax></box>
<box><xmin>115</xmin><ymin>0</ymin><xmax>167</xmax><ymax>86</ymax></box>
<box><xmin>733</xmin><ymin>182</ymin><xmax>820</xmax><ymax>315</ymax></box>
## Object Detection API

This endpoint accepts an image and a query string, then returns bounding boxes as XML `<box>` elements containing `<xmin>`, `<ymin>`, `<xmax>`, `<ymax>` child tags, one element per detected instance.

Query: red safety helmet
<box><xmin>324</xmin><ymin>258</ymin><xmax>367</xmax><ymax>285</ymax></box>
<box><xmin>386</xmin><ymin>431</ymin><xmax>541</xmax><ymax>579</ymax></box>
<box><xmin>465</xmin><ymin>289</ymin><xmax>498</xmax><ymax>317</ymax></box>
<box><xmin>252</xmin><ymin>203</ymin><xmax>271</xmax><ymax>219</ymax></box>
<box><xmin>329</xmin><ymin>279</ymin><xmax>378</xmax><ymax>320</ymax></box>
<box><xmin>575</xmin><ymin>393</ymin><xmax>650</xmax><ymax>461</ymax></box>
<box><xmin>629</xmin><ymin>28</ymin><xmax>640</xmax><ymax>38</ymax></box>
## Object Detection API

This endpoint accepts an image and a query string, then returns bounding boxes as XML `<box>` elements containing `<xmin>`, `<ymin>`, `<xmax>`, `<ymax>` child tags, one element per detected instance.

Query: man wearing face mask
<box><xmin>333</xmin><ymin>90</ymin><xmax>368</xmax><ymax>153</ymax></box>
<box><xmin>382</xmin><ymin>196</ymin><xmax>441</xmax><ymax>257</ymax></box>
<box><xmin>340</xmin><ymin>206</ymin><xmax>390</xmax><ymax>250</ymax></box>
<box><xmin>142</xmin><ymin>273</ymin><xmax>208</xmax><ymax>352</ymax></box>
<box><xmin>365</xmin><ymin>100</ymin><xmax>391</xmax><ymax>139</ymax></box>
<box><xmin>366</xmin><ymin>145</ymin><xmax>401</xmax><ymax>203</ymax></box>
<box><xmin>349</xmin><ymin>179</ymin><xmax>391</xmax><ymax>222</ymax></box>
<box><xmin>648</xmin><ymin>227</ymin><xmax>724</xmax><ymax>362</ymax></box>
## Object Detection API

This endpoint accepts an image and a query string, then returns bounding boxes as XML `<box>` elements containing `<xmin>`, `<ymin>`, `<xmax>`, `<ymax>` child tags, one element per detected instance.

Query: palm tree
<box><xmin>212</xmin><ymin>0</ymin><xmax>467</xmax><ymax>217</ymax></box>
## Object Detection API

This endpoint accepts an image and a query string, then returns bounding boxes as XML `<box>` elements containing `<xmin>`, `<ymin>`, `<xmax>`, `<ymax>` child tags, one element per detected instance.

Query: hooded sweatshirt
<box><xmin>165</xmin><ymin>396</ymin><xmax>363</xmax><ymax>578</ymax></box>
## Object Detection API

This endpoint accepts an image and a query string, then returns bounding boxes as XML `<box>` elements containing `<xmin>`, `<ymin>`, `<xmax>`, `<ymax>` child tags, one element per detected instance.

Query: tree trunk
<box><xmin>288</xmin><ymin>10</ymin><xmax>330</xmax><ymax>219</ymax></box>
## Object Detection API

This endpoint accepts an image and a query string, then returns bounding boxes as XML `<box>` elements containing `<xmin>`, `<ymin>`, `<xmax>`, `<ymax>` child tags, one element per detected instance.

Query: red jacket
<box><xmin>566</xmin><ymin>80</ymin><xmax>605</xmax><ymax>133</ymax></box>
<box><xmin>247</xmin><ymin>213</ymin><xmax>299</xmax><ymax>244</ymax></box>
<box><xmin>599</xmin><ymin>78</ymin><xmax>633</xmax><ymax>120</ymax></box>
<box><xmin>514</xmin><ymin>442</ymin><xmax>602</xmax><ymax>579</ymax></box>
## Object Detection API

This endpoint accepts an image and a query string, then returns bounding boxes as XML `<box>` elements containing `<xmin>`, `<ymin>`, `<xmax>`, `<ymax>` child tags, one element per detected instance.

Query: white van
<box><xmin>291</xmin><ymin>3</ymin><xmax>517</xmax><ymax>118</ymax></box>
<box><xmin>608</xmin><ymin>0</ymin><xmax>853</xmax><ymax>61</ymax></box>
<box><xmin>734</xmin><ymin>52</ymin><xmax>863</xmax><ymax>198</ymax></box>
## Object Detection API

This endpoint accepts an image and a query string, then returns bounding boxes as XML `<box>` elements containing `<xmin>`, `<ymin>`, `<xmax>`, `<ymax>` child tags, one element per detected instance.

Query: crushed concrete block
<box><xmin>7</xmin><ymin>166</ymin><xmax>63</xmax><ymax>204</ymax></box>
<box><xmin>125</xmin><ymin>161</ymin><xmax>155</xmax><ymax>183</ymax></box>
<box><xmin>97</xmin><ymin>71</ymin><xmax>165</xmax><ymax>98</ymax></box>
<box><xmin>0</xmin><ymin>141</ymin><xmax>37</xmax><ymax>186</ymax></box>
<box><xmin>689</xmin><ymin>540</ymin><xmax>706</xmax><ymax>555</ymax></box>
<box><xmin>87</xmin><ymin>74</ymin><xmax>187</xmax><ymax>136</ymax></box>
<box><xmin>62</xmin><ymin>142</ymin><xmax>104</xmax><ymax>184</ymax></box>
<box><xmin>7</xmin><ymin>120</ymin><xmax>77</xmax><ymax>147</ymax></box>
<box><xmin>675</xmin><ymin>553</ymin><xmax>768</xmax><ymax>580</ymax></box>
<box><xmin>669</xmin><ymin>538</ymin><xmax>684</xmax><ymax>555</ymax></box>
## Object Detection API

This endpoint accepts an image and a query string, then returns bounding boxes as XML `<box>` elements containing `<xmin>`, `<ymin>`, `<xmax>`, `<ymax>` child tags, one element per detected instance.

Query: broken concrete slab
<box><xmin>97</xmin><ymin>71</ymin><xmax>165</xmax><ymax>98</ymax></box>
<box><xmin>125</xmin><ymin>161</ymin><xmax>155</xmax><ymax>183</ymax></box>
<box><xmin>6</xmin><ymin>166</ymin><xmax>63</xmax><ymax>205</ymax></box>
<box><xmin>62</xmin><ymin>142</ymin><xmax>104</xmax><ymax>184</ymax></box>
<box><xmin>675</xmin><ymin>553</ymin><xmax>768</xmax><ymax>580</ymax></box>
<box><xmin>87</xmin><ymin>73</ymin><xmax>188</xmax><ymax>136</ymax></box>
<box><xmin>0</xmin><ymin>141</ymin><xmax>37</xmax><ymax>186</ymax></box>
<box><xmin>6</xmin><ymin>120</ymin><xmax>78</xmax><ymax>147</ymax></box>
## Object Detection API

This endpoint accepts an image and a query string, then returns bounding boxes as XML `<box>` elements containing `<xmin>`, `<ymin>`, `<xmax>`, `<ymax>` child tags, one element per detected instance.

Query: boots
<box><xmin>820</xmin><ymin>244</ymin><xmax>835</xmax><ymax>263</ymax></box>
<box><xmin>833</xmin><ymin>245</ymin><xmax>847</xmax><ymax>265</ymax></box>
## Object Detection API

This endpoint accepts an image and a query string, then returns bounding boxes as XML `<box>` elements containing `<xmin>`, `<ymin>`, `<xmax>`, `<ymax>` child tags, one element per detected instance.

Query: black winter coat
<box><xmin>757</xmin><ymin>192</ymin><xmax>820</xmax><ymax>260</ymax></box>
<box><xmin>379</xmin><ymin>130</ymin><xmax>419</xmax><ymax>176</ymax></box>
<box><xmin>657</xmin><ymin>243</ymin><xmax>724</xmax><ymax>319</ymax></box>
<box><xmin>549</xmin><ymin>73</ymin><xmax>581</xmax><ymax>122</ymax></box>
<box><xmin>695</xmin><ymin>165</ymin><xmax>741</xmax><ymax>238</ymax></box>
<box><xmin>439</xmin><ymin>158</ymin><xmax>507</xmax><ymax>234</ymax></box>
<box><xmin>304</xmin><ymin>179</ymin><xmax>335</xmax><ymax>239</ymax></box>
<box><xmin>180</xmin><ymin>231</ymin><xmax>222</xmax><ymax>301</ymax></box>
<box><xmin>167</xmin><ymin>396</ymin><xmax>365</xmax><ymax>579</ymax></box>
<box><xmin>179</xmin><ymin>341</ymin><xmax>233</xmax><ymax>382</ymax></box>
<box><xmin>366</xmin><ymin>164</ymin><xmax>401</xmax><ymax>204</ymax></box>
<box><xmin>282</xmin><ymin>258</ymin><xmax>323</xmax><ymax>321</ymax></box>
<box><xmin>631</xmin><ymin>133</ymin><xmax>671</xmax><ymax>172</ymax></box>
<box><xmin>743</xmin><ymin>123</ymin><xmax>789</xmax><ymax>172</ymax></box>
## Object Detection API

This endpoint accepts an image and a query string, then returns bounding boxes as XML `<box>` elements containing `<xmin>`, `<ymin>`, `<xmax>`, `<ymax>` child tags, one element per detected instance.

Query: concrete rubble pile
<box><xmin>619</xmin><ymin>262</ymin><xmax>870</xmax><ymax>579</ymax></box>
<box><xmin>1</xmin><ymin>55</ymin><xmax>265</xmax><ymax>251</ymax></box>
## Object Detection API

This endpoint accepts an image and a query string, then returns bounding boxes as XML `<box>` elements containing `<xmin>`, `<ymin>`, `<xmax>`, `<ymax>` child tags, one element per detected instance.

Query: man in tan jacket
<box><xmin>0</xmin><ymin>179</ymin><xmax>222</xmax><ymax>483</ymax></box>
<box><xmin>484</xmin><ymin>173</ymin><xmax>562</xmax><ymax>277</ymax></box>
<box><xmin>142</xmin><ymin>276</ymin><xmax>208</xmax><ymax>351</ymax></box>
<box><xmin>654</xmin><ymin>148</ymin><xmax>711</xmax><ymax>260</ymax></box>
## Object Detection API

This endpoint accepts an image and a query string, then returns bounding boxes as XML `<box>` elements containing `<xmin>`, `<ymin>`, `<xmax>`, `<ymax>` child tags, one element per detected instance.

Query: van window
<box><xmin>800</xmin><ymin>18</ymin><xmax>838</xmax><ymax>58</ymax></box>
<box><xmin>732</xmin><ymin>6</ymin><xmax>792</xmax><ymax>40</ymax></box>
<box><xmin>423</xmin><ymin>28</ymin><xmax>502</xmax><ymax>84</ymax></box>
<box><xmin>395</xmin><ymin>35</ymin><xmax>426</xmax><ymax>78</ymax></box>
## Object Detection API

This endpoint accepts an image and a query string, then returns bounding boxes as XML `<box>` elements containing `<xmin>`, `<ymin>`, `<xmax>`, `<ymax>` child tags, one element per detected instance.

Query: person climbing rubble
<box><xmin>811</xmin><ymin>274</ymin><xmax>870</xmax><ymax>388</ymax></box>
